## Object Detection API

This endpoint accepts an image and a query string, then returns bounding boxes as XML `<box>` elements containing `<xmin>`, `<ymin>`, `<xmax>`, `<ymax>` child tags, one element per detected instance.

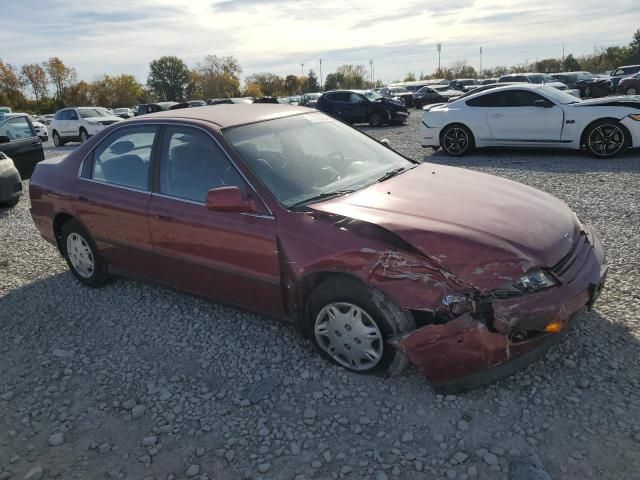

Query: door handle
<box><xmin>488</xmin><ymin>113</ymin><xmax>504</xmax><ymax>118</ymax></box>
<box><xmin>155</xmin><ymin>213</ymin><xmax>173</xmax><ymax>221</ymax></box>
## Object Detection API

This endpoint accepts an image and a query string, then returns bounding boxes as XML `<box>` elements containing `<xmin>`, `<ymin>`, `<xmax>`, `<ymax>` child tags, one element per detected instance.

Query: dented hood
<box><xmin>311</xmin><ymin>163</ymin><xmax>580</xmax><ymax>291</ymax></box>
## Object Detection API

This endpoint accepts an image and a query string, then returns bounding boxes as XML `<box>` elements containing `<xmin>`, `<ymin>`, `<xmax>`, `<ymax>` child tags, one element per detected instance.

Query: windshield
<box><xmin>79</xmin><ymin>108</ymin><xmax>111</xmax><ymax>118</ymax></box>
<box><xmin>224</xmin><ymin>113</ymin><xmax>414</xmax><ymax>208</ymax></box>
<box><xmin>363</xmin><ymin>90</ymin><xmax>382</xmax><ymax>101</ymax></box>
<box><xmin>527</xmin><ymin>74</ymin><xmax>556</xmax><ymax>84</ymax></box>
<box><xmin>538</xmin><ymin>85</ymin><xmax>580</xmax><ymax>104</ymax></box>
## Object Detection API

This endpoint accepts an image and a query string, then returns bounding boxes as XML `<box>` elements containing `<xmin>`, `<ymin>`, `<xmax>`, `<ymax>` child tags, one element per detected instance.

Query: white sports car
<box><xmin>420</xmin><ymin>84</ymin><xmax>640</xmax><ymax>159</ymax></box>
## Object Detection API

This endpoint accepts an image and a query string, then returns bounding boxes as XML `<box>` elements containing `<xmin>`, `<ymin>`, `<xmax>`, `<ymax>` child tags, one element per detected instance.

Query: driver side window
<box><xmin>349</xmin><ymin>93</ymin><xmax>364</xmax><ymax>103</ymax></box>
<box><xmin>158</xmin><ymin>126</ymin><xmax>246</xmax><ymax>203</ymax></box>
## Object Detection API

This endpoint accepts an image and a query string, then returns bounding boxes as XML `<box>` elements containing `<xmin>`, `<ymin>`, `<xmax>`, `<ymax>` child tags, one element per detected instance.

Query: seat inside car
<box><xmin>165</xmin><ymin>141</ymin><xmax>225</xmax><ymax>201</ymax></box>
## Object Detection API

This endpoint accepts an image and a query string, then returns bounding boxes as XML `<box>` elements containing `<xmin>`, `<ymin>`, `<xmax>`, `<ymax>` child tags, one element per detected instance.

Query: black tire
<box><xmin>60</xmin><ymin>219</ymin><xmax>108</xmax><ymax>287</ymax></box>
<box><xmin>583</xmin><ymin>119</ymin><xmax>629</xmax><ymax>159</ymax></box>
<box><xmin>79</xmin><ymin>128</ymin><xmax>89</xmax><ymax>144</ymax></box>
<box><xmin>52</xmin><ymin>131</ymin><xmax>65</xmax><ymax>147</ymax></box>
<box><xmin>306</xmin><ymin>277</ymin><xmax>415</xmax><ymax>376</ymax></box>
<box><xmin>0</xmin><ymin>197</ymin><xmax>20</xmax><ymax>208</ymax></box>
<box><xmin>368</xmin><ymin>112</ymin><xmax>384</xmax><ymax>127</ymax></box>
<box><xmin>440</xmin><ymin>124</ymin><xmax>474</xmax><ymax>156</ymax></box>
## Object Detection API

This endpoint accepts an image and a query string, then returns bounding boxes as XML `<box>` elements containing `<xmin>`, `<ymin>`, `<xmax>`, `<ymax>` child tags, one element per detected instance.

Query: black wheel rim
<box><xmin>588</xmin><ymin>124</ymin><xmax>624</xmax><ymax>157</ymax></box>
<box><xmin>443</xmin><ymin>128</ymin><xmax>468</xmax><ymax>154</ymax></box>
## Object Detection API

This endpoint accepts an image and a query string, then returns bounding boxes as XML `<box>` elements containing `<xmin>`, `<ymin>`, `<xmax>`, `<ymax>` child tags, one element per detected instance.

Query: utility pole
<box><xmin>437</xmin><ymin>43</ymin><xmax>442</xmax><ymax>71</ymax></box>
<box><xmin>301</xmin><ymin>63</ymin><xmax>304</xmax><ymax>76</ymax></box>
<box><xmin>562</xmin><ymin>43</ymin><xmax>565</xmax><ymax>68</ymax></box>
<box><xmin>319</xmin><ymin>59</ymin><xmax>322</xmax><ymax>89</ymax></box>
<box><xmin>479</xmin><ymin>46</ymin><xmax>483</xmax><ymax>78</ymax></box>
<box><xmin>369</xmin><ymin>59</ymin><xmax>373</xmax><ymax>85</ymax></box>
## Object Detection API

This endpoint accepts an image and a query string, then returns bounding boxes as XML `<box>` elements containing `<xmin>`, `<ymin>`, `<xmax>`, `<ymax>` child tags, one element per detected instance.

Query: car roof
<box><xmin>456</xmin><ymin>83</ymin><xmax>547</xmax><ymax>100</ymax></box>
<box><xmin>134</xmin><ymin>104</ymin><xmax>312</xmax><ymax>129</ymax></box>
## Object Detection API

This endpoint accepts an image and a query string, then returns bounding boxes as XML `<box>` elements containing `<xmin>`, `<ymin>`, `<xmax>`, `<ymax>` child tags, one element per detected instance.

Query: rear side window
<box><xmin>90</xmin><ymin>125</ymin><xmax>157</xmax><ymax>190</ymax></box>
<box><xmin>466</xmin><ymin>92</ymin><xmax>501</xmax><ymax>107</ymax></box>
<box><xmin>158</xmin><ymin>126</ymin><xmax>245</xmax><ymax>203</ymax></box>
<box><xmin>0</xmin><ymin>116</ymin><xmax>35</xmax><ymax>140</ymax></box>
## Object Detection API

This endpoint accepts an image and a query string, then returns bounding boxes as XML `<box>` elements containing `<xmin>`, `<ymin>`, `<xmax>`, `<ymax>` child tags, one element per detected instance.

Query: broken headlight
<box><xmin>513</xmin><ymin>270</ymin><xmax>557</xmax><ymax>293</ymax></box>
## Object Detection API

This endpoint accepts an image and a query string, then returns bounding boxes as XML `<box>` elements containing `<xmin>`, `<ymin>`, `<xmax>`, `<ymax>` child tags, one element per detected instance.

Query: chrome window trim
<box><xmin>76</xmin><ymin>120</ymin><xmax>273</xmax><ymax>216</ymax></box>
<box><xmin>78</xmin><ymin>176</ymin><xmax>151</xmax><ymax>194</ymax></box>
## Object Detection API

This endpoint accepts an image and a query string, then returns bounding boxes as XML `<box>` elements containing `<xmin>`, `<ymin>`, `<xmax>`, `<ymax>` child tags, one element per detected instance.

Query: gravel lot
<box><xmin>1</xmin><ymin>112</ymin><xmax>640</xmax><ymax>480</ymax></box>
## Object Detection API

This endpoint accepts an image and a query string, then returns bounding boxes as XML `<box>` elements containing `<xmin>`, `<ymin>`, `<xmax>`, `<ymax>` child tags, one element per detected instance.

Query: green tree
<box><xmin>20</xmin><ymin>63</ymin><xmax>48</xmax><ymax>103</ymax></box>
<box><xmin>147</xmin><ymin>56</ymin><xmax>190</xmax><ymax>101</ymax></box>
<box><xmin>110</xmin><ymin>74</ymin><xmax>144</xmax><ymax>107</ymax></box>
<box><xmin>323</xmin><ymin>72</ymin><xmax>344</xmax><ymax>90</ymax></box>
<box><xmin>46</xmin><ymin>57</ymin><xmax>77</xmax><ymax>102</ymax></box>
<box><xmin>630</xmin><ymin>29</ymin><xmax>640</xmax><ymax>63</ymax></box>
<box><xmin>563</xmin><ymin>54</ymin><xmax>581</xmax><ymax>71</ymax></box>
<box><xmin>534</xmin><ymin>58</ymin><xmax>562</xmax><ymax>73</ymax></box>
<box><xmin>305</xmin><ymin>70</ymin><xmax>320</xmax><ymax>92</ymax></box>
<box><xmin>191</xmin><ymin>55</ymin><xmax>241</xmax><ymax>99</ymax></box>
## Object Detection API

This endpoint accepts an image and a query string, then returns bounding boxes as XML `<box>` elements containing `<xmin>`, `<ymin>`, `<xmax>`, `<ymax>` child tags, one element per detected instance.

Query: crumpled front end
<box><xmin>390</xmin><ymin>223</ymin><xmax>607</xmax><ymax>393</ymax></box>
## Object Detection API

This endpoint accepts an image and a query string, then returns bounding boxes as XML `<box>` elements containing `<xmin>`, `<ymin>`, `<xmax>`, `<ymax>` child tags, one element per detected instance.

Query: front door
<box><xmin>0</xmin><ymin>116</ymin><xmax>44</xmax><ymax>179</ymax></box>
<box><xmin>74</xmin><ymin>124</ymin><xmax>158</xmax><ymax>276</ymax></box>
<box><xmin>147</xmin><ymin>125</ymin><xmax>284</xmax><ymax>318</ymax></box>
<box><xmin>485</xmin><ymin>89</ymin><xmax>564</xmax><ymax>143</ymax></box>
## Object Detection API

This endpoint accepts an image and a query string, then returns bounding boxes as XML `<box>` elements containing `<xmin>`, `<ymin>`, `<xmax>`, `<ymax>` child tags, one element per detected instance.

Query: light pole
<box><xmin>437</xmin><ymin>43</ymin><xmax>442</xmax><ymax>71</ymax></box>
<box><xmin>479</xmin><ymin>46</ymin><xmax>483</xmax><ymax>77</ymax></box>
<box><xmin>319</xmin><ymin>59</ymin><xmax>322</xmax><ymax>89</ymax></box>
<box><xmin>369</xmin><ymin>59</ymin><xmax>373</xmax><ymax>85</ymax></box>
<box><xmin>301</xmin><ymin>63</ymin><xmax>304</xmax><ymax>76</ymax></box>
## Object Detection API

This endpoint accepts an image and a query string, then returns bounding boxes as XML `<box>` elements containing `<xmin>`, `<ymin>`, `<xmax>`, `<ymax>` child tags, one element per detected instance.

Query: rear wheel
<box><xmin>79</xmin><ymin>128</ymin><xmax>89</xmax><ymax>143</ymax></box>
<box><xmin>61</xmin><ymin>219</ymin><xmax>108</xmax><ymax>287</ymax></box>
<box><xmin>625</xmin><ymin>87</ymin><xmax>638</xmax><ymax>95</ymax></box>
<box><xmin>440</xmin><ymin>124</ymin><xmax>474</xmax><ymax>156</ymax></box>
<box><xmin>306</xmin><ymin>277</ymin><xmax>414</xmax><ymax>376</ymax></box>
<box><xmin>584</xmin><ymin>120</ymin><xmax>629</xmax><ymax>159</ymax></box>
<box><xmin>52</xmin><ymin>131</ymin><xmax>65</xmax><ymax>147</ymax></box>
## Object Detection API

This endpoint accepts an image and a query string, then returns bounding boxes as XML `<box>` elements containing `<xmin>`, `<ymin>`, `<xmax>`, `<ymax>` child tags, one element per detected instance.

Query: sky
<box><xmin>3</xmin><ymin>0</ymin><xmax>638</xmax><ymax>85</ymax></box>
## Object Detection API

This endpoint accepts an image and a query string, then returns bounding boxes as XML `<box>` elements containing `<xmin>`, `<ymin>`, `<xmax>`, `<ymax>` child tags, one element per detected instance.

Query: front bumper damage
<box><xmin>391</xmin><ymin>224</ymin><xmax>607</xmax><ymax>393</ymax></box>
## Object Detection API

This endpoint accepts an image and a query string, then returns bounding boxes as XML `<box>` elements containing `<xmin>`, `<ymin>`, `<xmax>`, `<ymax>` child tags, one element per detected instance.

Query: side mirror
<box><xmin>533</xmin><ymin>99</ymin><xmax>553</xmax><ymax>108</ymax></box>
<box><xmin>0</xmin><ymin>135</ymin><xmax>10</xmax><ymax>144</ymax></box>
<box><xmin>380</xmin><ymin>138</ymin><xmax>391</xmax><ymax>148</ymax></box>
<box><xmin>205</xmin><ymin>186</ymin><xmax>258</xmax><ymax>213</ymax></box>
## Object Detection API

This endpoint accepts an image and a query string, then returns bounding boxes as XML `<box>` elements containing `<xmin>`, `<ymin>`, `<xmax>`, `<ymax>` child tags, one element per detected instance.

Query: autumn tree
<box><xmin>191</xmin><ymin>55</ymin><xmax>242</xmax><ymax>99</ymax></box>
<box><xmin>244</xmin><ymin>73</ymin><xmax>283</xmax><ymax>96</ymax></box>
<box><xmin>284</xmin><ymin>74</ymin><xmax>301</xmax><ymax>95</ymax></box>
<box><xmin>534</xmin><ymin>58</ymin><xmax>562</xmax><ymax>73</ymax></box>
<box><xmin>404</xmin><ymin>72</ymin><xmax>416</xmax><ymax>82</ymax></box>
<box><xmin>243</xmin><ymin>82</ymin><xmax>262</xmax><ymax>97</ymax></box>
<box><xmin>46</xmin><ymin>57</ymin><xmax>77</xmax><ymax>101</ymax></box>
<box><xmin>65</xmin><ymin>81</ymin><xmax>93</xmax><ymax>107</ymax></box>
<box><xmin>21</xmin><ymin>63</ymin><xmax>48</xmax><ymax>103</ymax></box>
<box><xmin>147</xmin><ymin>56</ymin><xmax>190</xmax><ymax>101</ymax></box>
<box><xmin>0</xmin><ymin>59</ymin><xmax>24</xmax><ymax>106</ymax></box>
<box><xmin>335</xmin><ymin>64</ymin><xmax>368</xmax><ymax>89</ymax></box>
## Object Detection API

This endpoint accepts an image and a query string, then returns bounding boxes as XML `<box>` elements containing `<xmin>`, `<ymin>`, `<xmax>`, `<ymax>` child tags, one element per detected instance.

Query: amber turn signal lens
<box><xmin>544</xmin><ymin>322</ymin><xmax>563</xmax><ymax>333</ymax></box>
<box><xmin>629</xmin><ymin>114</ymin><xmax>640</xmax><ymax>121</ymax></box>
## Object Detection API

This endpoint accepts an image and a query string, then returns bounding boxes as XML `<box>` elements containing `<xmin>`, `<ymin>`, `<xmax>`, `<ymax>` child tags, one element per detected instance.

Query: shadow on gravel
<box><xmin>425</xmin><ymin>148</ymin><xmax>640</xmax><ymax>173</ymax></box>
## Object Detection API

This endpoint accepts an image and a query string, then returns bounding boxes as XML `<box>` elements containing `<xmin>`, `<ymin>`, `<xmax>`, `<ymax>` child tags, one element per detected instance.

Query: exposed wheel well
<box><xmin>579</xmin><ymin>117</ymin><xmax>631</xmax><ymax>149</ymax></box>
<box><xmin>53</xmin><ymin>213</ymin><xmax>75</xmax><ymax>254</ymax></box>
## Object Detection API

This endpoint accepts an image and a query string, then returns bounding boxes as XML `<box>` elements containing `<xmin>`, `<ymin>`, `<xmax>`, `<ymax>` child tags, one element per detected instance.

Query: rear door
<box><xmin>0</xmin><ymin>115</ymin><xmax>44</xmax><ymax>179</ymax></box>
<box><xmin>484</xmin><ymin>90</ymin><xmax>564</xmax><ymax>142</ymax></box>
<box><xmin>75</xmin><ymin>124</ymin><xmax>158</xmax><ymax>277</ymax></box>
<box><xmin>343</xmin><ymin>93</ymin><xmax>368</xmax><ymax>122</ymax></box>
<box><xmin>147</xmin><ymin>124</ymin><xmax>284</xmax><ymax>317</ymax></box>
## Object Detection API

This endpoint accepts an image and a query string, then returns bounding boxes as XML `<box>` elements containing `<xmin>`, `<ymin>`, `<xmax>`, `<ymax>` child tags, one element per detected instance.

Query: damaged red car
<box><xmin>29</xmin><ymin>105</ymin><xmax>607</xmax><ymax>392</ymax></box>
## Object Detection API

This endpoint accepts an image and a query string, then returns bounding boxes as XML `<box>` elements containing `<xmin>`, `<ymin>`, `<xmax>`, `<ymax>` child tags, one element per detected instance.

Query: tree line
<box><xmin>1</xmin><ymin>29</ymin><xmax>638</xmax><ymax>114</ymax></box>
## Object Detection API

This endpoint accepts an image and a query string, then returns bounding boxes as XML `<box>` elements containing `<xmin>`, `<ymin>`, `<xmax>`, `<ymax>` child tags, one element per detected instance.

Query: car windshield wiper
<box><xmin>289</xmin><ymin>190</ymin><xmax>355</xmax><ymax>209</ymax></box>
<box><xmin>376</xmin><ymin>166</ymin><xmax>413</xmax><ymax>183</ymax></box>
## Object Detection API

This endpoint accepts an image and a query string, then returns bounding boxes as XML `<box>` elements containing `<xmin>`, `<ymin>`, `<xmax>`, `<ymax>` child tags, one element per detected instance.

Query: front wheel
<box><xmin>79</xmin><ymin>128</ymin><xmax>89</xmax><ymax>143</ymax></box>
<box><xmin>584</xmin><ymin>120</ymin><xmax>629</xmax><ymax>159</ymax></box>
<box><xmin>306</xmin><ymin>278</ymin><xmax>414</xmax><ymax>375</ymax></box>
<box><xmin>61</xmin><ymin>219</ymin><xmax>108</xmax><ymax>287</ymax></box>
<box><xmin>368</xmin><ymin>112</ymin><xmax>383</xmax><ymax>127</ymax></box>
<box><xmin>440</xmin><ymin>124</ymin><xmax>474</xmax><ymax>156</ymax></box>
<box><xmin>626</xmin><ymin>87</ymin><xmax>637</xmax><ymax>95</ymax></box>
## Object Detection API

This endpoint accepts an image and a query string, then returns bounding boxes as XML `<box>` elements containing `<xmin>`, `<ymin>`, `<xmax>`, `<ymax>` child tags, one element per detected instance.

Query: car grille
<box><xmin>13</xmin><ymin>182</ymin><xmax>22</xmax><ymax>193</ymax></box>
<box><xmin>550</xmin><ymin>232</ymin><xmax>590</xmax><ymax>283</ymax></box>
<box><xmin>99</xmin><ymin>120</ymin><xmax>118</xmax><ymax>126</ymax></box>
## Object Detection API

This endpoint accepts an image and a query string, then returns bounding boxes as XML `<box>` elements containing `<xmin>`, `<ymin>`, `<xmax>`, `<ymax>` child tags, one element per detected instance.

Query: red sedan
<box><xmin>29</xmin><ymin>105</ymin><xmax>607</xmax><ymax>392</ymax></box>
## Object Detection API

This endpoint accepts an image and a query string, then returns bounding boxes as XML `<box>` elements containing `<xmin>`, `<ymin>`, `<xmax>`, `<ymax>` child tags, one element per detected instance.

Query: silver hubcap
<box><xmin>314</xmin><ymin>302</ymin><xmax>383</xmax><ymax>371</ymax></box>
<box><xmin>588</xmin><ymin>124</ymin><xmax>624</xmax><ymax>157</ymax></box>
<box><xmin>54</xmin><ymin>134</ymin><xmax>60</xmax><ymax>146</ymax></box>
<box><xmin>80</xmin><ymin>131</ymin><xmax>87</xmax><ymax>142</ymax></box>
<box><xmin>443</xmin><ymin>128</ymin><xmax>468</xmax><ymax>154</ymax></box>
<box><xmin>628</xmin><ymin>88</ymin><xmax>637</xmax><ymax>95</ymax></box>
<box><xmin>66</xmin><ymin>233</ymin><xmax>95</xmax><ymax>278</ymax></box>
